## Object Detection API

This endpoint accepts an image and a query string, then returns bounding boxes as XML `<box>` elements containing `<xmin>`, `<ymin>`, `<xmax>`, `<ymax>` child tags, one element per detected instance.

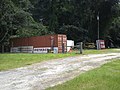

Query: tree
<box><xmin>16</xmin><ymin>23</ymin><xmax>53</xmax><ymax>37</ymax></box>
<box><xmin>30</xmin><ymin>0</ymin><xmax>120</xmax><ymax>43</ymax></box>
<box><xmin>108</xmin><ymin>17</ymin><xmax>120</xmax><ymax>47</ymax></box>
<box><xmin>1</xmin><ymin>0</ymin><xmax>119</xmax><ymax>51</ymax></box>
<box><xmin>0</xmin><ymin>0</ymin><xmax>15</xmax><ymax>43</ymax></box>
<box><xmin>59</xmin><ymin>25</ymin><xmax>88</xmax><ymax>42</ymax></box>
<box><xmin>0</xmin><ymin>0</ymin><xmax>51</xmax><ymax>52</ymax></box>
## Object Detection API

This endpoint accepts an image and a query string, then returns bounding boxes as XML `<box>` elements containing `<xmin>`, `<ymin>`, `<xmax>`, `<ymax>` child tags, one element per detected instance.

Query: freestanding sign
<box><xmin>96</xmin><ymin>40</ymin><xmax>105</xmax><ymax>50</ymax></box>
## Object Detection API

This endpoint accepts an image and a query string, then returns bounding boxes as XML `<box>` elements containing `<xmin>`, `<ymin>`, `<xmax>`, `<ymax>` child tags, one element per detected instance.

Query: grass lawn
<box><xmin>0</xmin><ymin>53</ymin><xmax>77</xmax><ymax>71</ymax></box>
<box><xmin>0</xmin><ymin>49</ymin><xmax>119</xmax><ymax>71</ymax></box>
<box><xmin>81</xmin><ymin>48</ymin><xmax>120</xmax><ymax>54</ymax></box>
<box><xmin>47</xmin><ymin>59</ymin><xmax>120</xmax><ymax>90</ymax></box>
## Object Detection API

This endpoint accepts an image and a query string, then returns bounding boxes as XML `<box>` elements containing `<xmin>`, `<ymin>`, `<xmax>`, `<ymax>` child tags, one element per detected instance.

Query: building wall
<box><xmin>10</xmin><ymin>34</ymin><xmax>67</xmax><ymax>53</ymax></box>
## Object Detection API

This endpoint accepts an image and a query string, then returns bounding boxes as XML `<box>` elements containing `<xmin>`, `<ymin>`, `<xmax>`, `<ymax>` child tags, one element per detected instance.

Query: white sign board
<box><xmin>33</xmin><ymin>47</ymin><xmax>58</xmax><ymax>54</ymax></box>
<box><xmin>67</xmin><ymin>40</ymin><xmax>74</xmax><ymax>52</ymax></box>
<box><xmin>33</xmin><ymin>47</ymin><xmax>51</xmax><ymax>53</ymax></box>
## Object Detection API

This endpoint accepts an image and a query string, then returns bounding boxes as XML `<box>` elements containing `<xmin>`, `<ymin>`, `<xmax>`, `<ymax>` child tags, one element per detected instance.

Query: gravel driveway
<box><xmin>0</xmin><ymin>53</ymin><xmax>120</xmax><ymax>90</ymax></box>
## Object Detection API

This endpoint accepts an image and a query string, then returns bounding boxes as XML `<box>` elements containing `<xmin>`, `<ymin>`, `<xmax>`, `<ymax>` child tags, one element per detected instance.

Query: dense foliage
<box><xmin>0</xmin><ymin>0</ymin><xmax>50</xmax><ymax>44</ymax></box>
<box><xmin>0</xmin><ymin>0</ymin><xmax>120</xmax><ymax>48</ymax></box>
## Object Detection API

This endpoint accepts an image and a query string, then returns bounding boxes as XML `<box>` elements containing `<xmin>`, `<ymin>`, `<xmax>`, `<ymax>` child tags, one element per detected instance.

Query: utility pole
<box><xmin>97</xmin><ymin>12</ymin><xmax>100</xmax><ymax>50</ymax></box>
<box><xmin>97</xmin><ymin>12</ymin><xmax>100</xmax><ymax>40</ymax></box>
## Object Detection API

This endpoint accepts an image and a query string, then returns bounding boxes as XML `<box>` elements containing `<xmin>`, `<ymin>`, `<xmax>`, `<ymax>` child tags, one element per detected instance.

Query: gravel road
<box><xmin>0</xmin><ymin>53</ymin><xmax>120</xmax><ymax>90</ymax></box>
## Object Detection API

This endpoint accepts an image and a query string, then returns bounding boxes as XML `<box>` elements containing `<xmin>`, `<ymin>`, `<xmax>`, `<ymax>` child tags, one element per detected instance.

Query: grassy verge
<box><xmin>0</xmin><ymin>53</ymin><xmax>77</xmax><ymax>71</ymax></box>
<box><xmin>47</xmin><ymin>59</ymin><xmax>120</xmax><ymax>90</ymax></box>
<box><xmin>0</xmin><ymin>49</ymin><xmax>119</xmax><ymax>71</ymax></box>
<box><xmin>83</xmin><ymin>48</ymin><xmax>120</xmax><ymax>54</ymax></box>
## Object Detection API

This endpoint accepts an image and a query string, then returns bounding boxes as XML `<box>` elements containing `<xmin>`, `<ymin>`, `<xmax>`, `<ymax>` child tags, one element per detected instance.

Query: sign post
<box><xmin>96</xmin><ymin>40</ymin><xmax>100</xmax><ymax>50</ymax></box>
<box><xmin>80</xmin><ymin>42</ymin><xmax>83</xmax><ymax>54</ymax></box>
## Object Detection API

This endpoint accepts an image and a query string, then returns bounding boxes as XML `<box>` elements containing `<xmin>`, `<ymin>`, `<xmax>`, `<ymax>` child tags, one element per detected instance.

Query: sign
<box><xmin>96</xmin><ymin>40</ymin><xmax>105</xmax><ymax>49</ymax></box>
<box><xmin>100</xmin><ymin>40</ymin><xmax>105</xmax><ymax>48</ymax></box>
<box><xmin>33</xmin><ymin>47</ymin><xmax>58</xmax><ymax>53</ymax></box>
<box><xmin>33</xmin><ymin>47</ymin><xmax>51</xmax><ymax>53</ymax></box>
<box><xmin>67</xmin><ymin>40</ymin><xmax>74</xmax><ymax>52</ymax></box>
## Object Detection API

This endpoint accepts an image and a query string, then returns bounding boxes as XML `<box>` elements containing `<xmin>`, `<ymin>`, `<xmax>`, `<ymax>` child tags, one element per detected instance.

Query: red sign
<box><xmin>100</xmin><ymin>40</ymin><xmax>105</xmax><ymax>49</ymax></box>
<box><xmin>96</xmin><ymin>40</ymin><xmax>105</xmax><ymax>49</ymax></box>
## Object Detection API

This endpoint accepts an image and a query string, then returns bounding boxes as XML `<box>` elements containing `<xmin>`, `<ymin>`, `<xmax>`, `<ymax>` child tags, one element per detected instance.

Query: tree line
<box><xmin>0</xmin><ymin>0</ymin><xmax>120</xmax><ymax>48</ymax></box>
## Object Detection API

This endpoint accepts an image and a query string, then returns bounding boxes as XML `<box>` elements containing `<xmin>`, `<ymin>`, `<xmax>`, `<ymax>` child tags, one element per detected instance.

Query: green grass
<box><xmin>83</xmin><ymin>49</ymin><xmax>120</xmax><ymax>54</ymax></box>
<box><xmin>47</xmin><ymin>60</ymin><xmax>120</xmax><ymax>90</ymax></box>
<box><xmin>0</xmin><ymin>49</ymin><xmax>119</xmax><ymax>71</ymax></box>
<box><xmin>0</xmin><ymin>53</ymin><xmax>77</xmax><ymax>71</ymax></box>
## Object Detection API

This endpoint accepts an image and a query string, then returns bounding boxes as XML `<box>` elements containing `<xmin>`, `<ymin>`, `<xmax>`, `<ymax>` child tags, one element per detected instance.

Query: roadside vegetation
<box><xmin>0</xmin><ymin>53</ymin><xmax>76</xmax><ymax>71</ymax></box>
<box><xmin>83</xmin><ymin>49</ymin><xmax>120</xmax><ymax>54</ymax></box>
<box><xmin>47</xmin><ymin>59</ymin><xmax>120</xmax><ymax>90</ymax></box>
<box><xmin>0</xmin><ymin>49</ymin><xmax>119</xmax><ymax>71</ymax></box>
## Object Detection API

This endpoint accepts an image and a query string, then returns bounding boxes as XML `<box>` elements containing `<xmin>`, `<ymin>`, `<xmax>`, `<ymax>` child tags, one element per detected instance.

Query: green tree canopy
<box><xmin>0</xmin><ymin>0</ymin><xmax>120</xmax><ymax>48</ymax></box>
